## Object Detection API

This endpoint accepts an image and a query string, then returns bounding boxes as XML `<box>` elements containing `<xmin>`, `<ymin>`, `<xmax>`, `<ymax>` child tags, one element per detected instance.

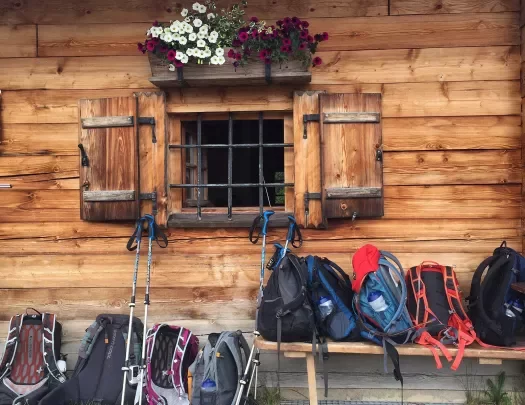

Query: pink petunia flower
<box><xmin>146</xmin><ymin>41</ymin><xmax>156</xmax><ymax>52</ymax></box>
<box><xmin>228</xmin><ymin>49</ymin><xmax>236</xmax><ymax>58</ymax></box>
<box><xmin>282</xmin><ymin>37</ymin><xmax>291</xmax><ymax>46</ymax></box>
<box><xmin>283</xmin><ymin>17</ymin><xmax>291</xmax><ymax>25</ymax></box>
<box><xmin>312</xmin><ymin>56</ymin><xmax>322</xmax><ymax>66</ymax></box>
<box><xmin>280</xmin><ymin>45</ymin><xmax>289</xmax><ymax>53</ymax></box>
<box><xmin>259</xmin><ymin>49</ymin><xmax>269</xmax><ymax>60</ymax></box>
<box><xmin>251</xmin><ymin>30</ymin><xmax>258</xmax><ymax>38</ymax></box>
<box><xmin>167</xmin><ymin>49</ymin><xmax>177</xmax><ymax>61</ymax></box>
<box><xmin>322</xmin><ymin>32</ymin><xmax>329</xmax><ymax>41</ymax></box>
<box><xmin>302</xmin><ymin>21</ymin><xmax>310</xmax><ymax>28</ymax></box>
<box><xmin>291</xmin><ymin>17</ymin><xmax>301</xmax><ymax>25</ymax></box>
<box><xmin>137</xmin><ymin>42</ymin><xmax>145</xmax><ymax>53</ymax></box>
<box><xmin>298</xmin><ymin>42</ymin><xmax>307</xmax><ymax>50</ymax></box>
<box><xmin>235</xmin><ymin>53</ymin><xmax>242</xmax><ymax>60</ymax></box>
<box><xmin>250</xmin><ymin>16</ymin><xmax>259</xmax><ymax>22</ymax></box>
<box><xmin>300</xmin><ymin>30</ymin><xmax>308</xmax><ymax>39</ymax></box>
<box><xmin>239</xmin><ymin>31</ymin><xmax>249</xmax><ymax>42</ymax></box>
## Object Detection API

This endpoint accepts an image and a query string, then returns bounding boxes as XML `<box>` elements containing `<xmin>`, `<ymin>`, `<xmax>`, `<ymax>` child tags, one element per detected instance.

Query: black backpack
<box><xmin>0</xmin><ymin>312</ymin><xmax>67</xmax><ymax>405</ymax></box>
<box><xmin>257</xmin><ymin>245</ymin><xmax>315</xmax><ymax>345</ymax></box>
<box><xmin>468</xmin><ymin>242</ymin><xmax>525</xmax><ymax>347</ymax></box>
<box><xmin>40</xmin><ymin>314</ymin><xmax>144</xmax><ymax>405</ymax></box>
<box><xmin>305</xmin><ymin>255</ymin><xmax>359</xmax><ymax>342</ymax></box>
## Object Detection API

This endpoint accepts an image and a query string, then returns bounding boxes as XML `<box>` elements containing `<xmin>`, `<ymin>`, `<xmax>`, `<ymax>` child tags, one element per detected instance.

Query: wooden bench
<box><xmin>254</xmin><ymin>337</ymin><xmax>525</xmax><ymax>405</ymax></box>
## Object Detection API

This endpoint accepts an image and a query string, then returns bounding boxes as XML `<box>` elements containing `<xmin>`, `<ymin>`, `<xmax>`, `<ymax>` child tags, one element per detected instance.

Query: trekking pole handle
<box><xmin>261</xmin><ymin>210</ymin><xmax>275</xmax><ymax>236</ymax></box>
<box><xmin>145</xmin><ymin>214</ymin><xmax>155</xmax><ymax>240</ymax></box>
<box><xmin>286</xmin><ymin>215</ymin><xmax>303</xmax><ymax>248</ymax></box>
<box><xmin>286</xmin><ymin>215</ymin><xmax>296</xmax><ymax>242</ymax></box>
<box><xmin>126</xmin><ymin>217</ymin><xmax>147</xmax><ymax>251</ymax></box>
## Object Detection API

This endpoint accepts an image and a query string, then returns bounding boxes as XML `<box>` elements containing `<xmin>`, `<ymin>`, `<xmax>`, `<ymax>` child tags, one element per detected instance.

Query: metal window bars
<box><xmin>169</xmin><ymin>112</ymin><xmax>294</xmax><ymax>220</ymax></box>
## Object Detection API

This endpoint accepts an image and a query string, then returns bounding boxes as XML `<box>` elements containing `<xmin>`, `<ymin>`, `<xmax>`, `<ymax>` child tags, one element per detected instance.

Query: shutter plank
<box><xmin>320</xmin><ymin>93</ymin><xmax>384</xmax><ymax>219</ymax></box>
<box><xmin>83</xmin><ymin>190</ymin><xmax>135</xmax><ymax>202</ymax></box>
<box><xmin>81</xmin><ymin>116</ymin><xmax>134</xmax><ymax>128</ymax></box>
<box><xmin>323</xmin><ymin>112</ymin><xmax>380</xmax><ymax>123</ymax></box>
<box><xmin>79</xmin><ymin>96</ymin><xmax>139</xmax><ymax>221</ymax></box>
<box><xmin>293</xmin><ymin>91</ymin><xmax>327</xmax><ymax>228</ymax></box>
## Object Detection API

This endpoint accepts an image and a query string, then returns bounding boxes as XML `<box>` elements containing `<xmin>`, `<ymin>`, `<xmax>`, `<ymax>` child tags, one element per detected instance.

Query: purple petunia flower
<box><xmin>137</xmin><ymin>42</ymin><xmax>145</xmax><ymax>53</ymax></box>
<box><xmin>312</xmin><ymin>56</ymin><xmax>322</xmax><ymax>66</ymax></box>
<box><xmin>239</xmin><ymin>31</ymin><xmax>249</xmax><ymax>42</ymax></box>
<box><xmin>282</xmin><ymin>37</ymin><xmax>291</xmax><ymax>46</ymax></box>
<box><xmin>259</xmin><ymin>49</ymin><xmax>269</xmax><ymax>60</ymax></box>
<box><xmin>302</xmin><ymin>21</ymin><xmax>310</xmax><ymax>28</ymax></box>
<box><xmin>235</xmin><ymin>53</ymin><xmax>242</xmax><ymax>60</ymax></box>
<box><xmin>228</xmin><ymin>49</ymin><xmax>236</xmax><ymax>58</ymax></box>
<box><xmin>300</xmin><ymin>30</ymin><xmax>308</xmax><ymax>39</ymax></box>
<box><xmin>322</xmin><ymin>32</ymin><xmax>329</xmax><ymax>41</ymax></box>
<box><xmin>146</xmin><ymin>41</ymin><xmax>156</xmax><ymax>52</ymax></box>
<box><xmin>283</xmin><ymin>17</ymin><xmax>291</xmax><ymax>25</ymax></box>
<box><xmin>298</xmin><ymin>42</ymin><xmax>307</xmax><ymax>50</ymax></box>
<box><xmin>167</xmin><ymin>49</ymin><xmax>176</xmax><ymax>61</ymax></box>
<box><xmin>276</xmin><ymin>19</ymin><xmax>283</xmax><ymax>26</ymax></box>
<box><xmin>250</xmin><ymin>16</ymin><xmax>259</xmax><ymax>22</ymax></box>
<box><xmin>153</xmin><ymin>20</ymin><xmax>159</xmax><ymax>26</ymax></box>
<box><xmin>314</xmin><ymin>34</ymin><xmax>322</xmax><ymax>41</ymax></box>
<box><xmin>291</xmin><ymin>17</ymin><xmax>301</xmax><ymax>25</ymax></box>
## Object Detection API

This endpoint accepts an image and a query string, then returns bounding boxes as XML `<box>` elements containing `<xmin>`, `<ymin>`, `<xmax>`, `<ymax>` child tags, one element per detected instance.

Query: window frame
<box><xmin>167</xmin><ymin>111</ymin><xmax>294</xmax><ymax>228</ymax></box>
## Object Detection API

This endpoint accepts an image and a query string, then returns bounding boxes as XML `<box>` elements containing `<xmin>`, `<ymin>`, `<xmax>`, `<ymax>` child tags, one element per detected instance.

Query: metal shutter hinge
<box><xmin>304</xmin><ymin>192</ymin><xmax>321</xmax><ymax>215</ymax></box>
<box><xmin>138</xmin><ymin>117</ymin><xmax>156</xmax><ymax>143</ymax></box>
<box><xmin>303</xmin><ymin>114</ymin><xmax>320</xmax><ymax>139</ymax></box>
<box><xmin>78</xmin><ymin>144</ymin><xmax>89</xmax><ymax>167</ymax></box>
<box><xmin>140</xmin><ymin>191</ymin><xmax>158</xmax><ymax>215</ymax></box>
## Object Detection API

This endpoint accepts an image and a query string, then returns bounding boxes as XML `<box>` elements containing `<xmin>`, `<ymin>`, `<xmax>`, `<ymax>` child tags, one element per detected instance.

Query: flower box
<box><xmin>147</xmin><ymin>52</ymin><xmax>312</xmax><ymax>88</ymax></box>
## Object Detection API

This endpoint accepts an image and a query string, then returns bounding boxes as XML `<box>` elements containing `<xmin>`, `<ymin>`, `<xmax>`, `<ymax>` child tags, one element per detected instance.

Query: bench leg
<box><xmin>305</xmin><ymin>353</ymin><xmax>318</xmax><ymax>405</ymax></box>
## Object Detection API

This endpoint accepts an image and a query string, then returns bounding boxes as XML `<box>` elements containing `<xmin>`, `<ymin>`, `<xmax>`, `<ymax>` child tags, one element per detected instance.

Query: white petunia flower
<box><xmin>199</xmin><ymin>4</ymin><xmax>207</xmax><ymax>13</ymax></box>
<box><xmin>168</xmin><ymin>64</ymin><xmax>176</xmax><ymax>71</ymax></box>
<box><xmin>215</xmin><ymin>48</ymin><xmax>224</xmax><ymax>56</ymax></box>
<box><xmin>179</xmin><ymin>36</ymin><xmax>188</xmax><ymax>45</ymax></box>
<box><xmin>181</xmin><ymin>8</ymin><xmax>188</xmax><ymax>17</ymax></box>
<box><xmin>208</xmin><ymin>35</ymin><xmax>217</xmax><ymax>43</ymax></box>
<box><xmin>193</xmin><ymin>18</ymin><xmax>202</xmax><ymax>27</ymax></box>
<box><xmin>164</xmin><ymin>32</ymin><xmax>174</xmax><ymax>42</ymax></box>
<box><xmin>197</xmin><ymin>31</ymin><xmax>207</xmax><ymax>40</ymax></box>
<box><xmin>208</xmin><ymin>30</ymin><xmax>218</xmax><ymax>40</ymax></box>
<box><xmin>184</xmin><ymin>23</ymin><xmax>193</xmax><ymax>33</ymax></box>
<box><xmin>164</xmin><ymin>27</ymin><xmax>171</xmax><ymax>34</ymax></box>
<box><xmin>159</xmin><ymin>32</ymin><xmax>165</xmax><ymax>40</ymax></box>
<box><xmin>192</xmin><ymin>2</ymin><xmax>201</xmax><ymax>11</ymax></box>
<box><xmin>217</xmin><ymin>55</ymin><xmax>225</xmax><ymax>65</ymax></box>
<box><xmin>175</xmin><ymin>51</ymin><xmax>184</xmax><ymax>60</ymax></box>
<box><xmin>186</xmin><ymin>48</ymin><xmax>194</xmax><ymax>56</ymax></box>
<box><xmin>181</xmin><ymin>55</ymin><xmax>189</xmax><ymax>64</ymax></box>
<box><xmin>151</xmin><ymin>31</ymin><xmax>159</xmax><ymax>38</ymax></box>
<box><xmin>204</xmin><ymin>48</ymin><xmax>211</xmax><ymax>57</ymax></box>
<box><xmin>189</xmin><ymin>32</ymin><xmax>197</xmax><ymax>41</ymax></box>
<box><xmin>199</xmin><ymin>25</ymin><xmax>208</xmax><ymax>34</ymax></box>
<box><xmin>170</xmin><ymin>21</ymin><xmax>181</xmax><ymax>33</ymax></box>
<box><xmin>197</xmin><ymin>39</ymin><xmax>206</xmax><ymax>48</ymax></box>
<box><xmin>184</xmin><ymin>17</ymin><xmax>191</xmax><ymax>23</ymax></box>
<box><xmin>210</xmin><ymin>55</ymin><xmax>219</xmax><ymax>65</ymax></box>
<box><xmin>207</xmin><ymin>13</ymin><xmax>215</xmax><ymax>19</ymax></box>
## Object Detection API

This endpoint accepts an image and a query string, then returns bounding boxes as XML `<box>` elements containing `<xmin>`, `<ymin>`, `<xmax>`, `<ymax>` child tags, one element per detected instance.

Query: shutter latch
<box><xmin>304</xmin><ymin>192</ymin><xmax>321</xmax><ymax>215</ymax></box>
<box><xmin>138</xmin><ymin>117</ymin><xmax>156</xmax><ymax>143</ymax></box>
<box><xmin>303</xmin><ymin>114</ymin><xmax>320</xmax><ymax>139</ymax></box>
<box><xmin>375</xmin><ymin>149</ymin><xmax>383</xmax><ymax>162</ymax></box>
<box><xmin>140</xmin><ymin>191</ymin><xmax>158</xmax><ymax>215</ymax></box>
<box><xmin>78</xmin><ymin>144</ymin><xmax>89</xmax><ymax>167</ymax></box>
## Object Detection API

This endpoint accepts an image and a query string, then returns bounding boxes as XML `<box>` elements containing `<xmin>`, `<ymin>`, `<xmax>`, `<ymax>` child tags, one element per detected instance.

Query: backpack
<box><xmin>190</xmin><ymin>331</ymin><xmax>251</xmax><ymax>405</ymax></box>
<box><xmin>406</xmin><ymin>261</ymin><xmax>476</xmax><ymax>370</ymax></box>
<box><xmin>352</xmin><ymin>245</ymin><xmax>414</xmax><ymax>384</ymax></box>
<box><xmin>257</xmin><ymin>245</ymin><xmax>315</xmax><ymax>345</ymax></box>
<box><xmin>0</xmin><ymin>312</ymin><xmax>66</xmax><ymax>405</ymax></box>
<box><xmin>143</xmin><ymin>324</ymin><xmax>199</xmax><ymax>405</ymax></box>
<box><xmin>40</xmin><ymin>314</ymin><xmax>143</xmax><ymax>405</ymax></box>
<box><xmin>306</xmin><ymin>255</ymin><xmax>359</xmax><ymax>341</ymax></box>
<box><xmin>469</xmin><ymin>241</ymin><xmax>525</xmax><ymax>347</ymax></box>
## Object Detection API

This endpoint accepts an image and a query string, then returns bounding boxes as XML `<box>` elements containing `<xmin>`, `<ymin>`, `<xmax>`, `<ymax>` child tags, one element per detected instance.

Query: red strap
<box><xmin>451</xmin><ymin>334</ymin><xmax>469</xmax><ymax>371</ymax></box>
<box><xmin>416</xmin><ymin>331</ymin><xmax>453</xmax><ymax>369</ymax></box>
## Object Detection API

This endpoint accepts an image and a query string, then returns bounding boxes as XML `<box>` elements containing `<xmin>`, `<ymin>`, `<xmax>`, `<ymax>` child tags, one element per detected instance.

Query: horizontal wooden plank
<box><xmin>391</xmin><ymin>0</ymin><xmax>519</xmax><ymax>15</ymax></box>
<box><xmin>0</xmin><ymin>288</ymin><xmax>256</xmax><ymax>321</ymax></box>
<box><xmin>256</xmin><ymin>338</ymin><xmax>525</xmax><ymax>360</ymax></box>
<box><xmin>81</xmin><ymin>115</ymin><xmax>134</xmax><ymax>128</ymax></box>
<box><xmin>0</xmin><ymin>0</ymin><xmax>387</xmax><ymax>25</ymax></box>
<box><xmin>1</xmin><ymin>89</ymin><xmax>153</xmax><ymax>124</ymax></box>
<box><xmin>0</xmin><ymin>155</ymin><xmax>77</xmax><ymax>177</ymax></box>
<box><xmin>313</xmin><ymin>46</ymin><xmax>520</xmax><ymax>84</ymax></box>
<box><xmin>0</xmin><ymin>25</ymin><xmax>36</xmax><ymax>57</ymax></box>
<box><xmin>309</xmin><ymin>12</ymin><xmax>520</xmax><ymax>51</ymax></box>
<box><xmin>326</xmin><ymin>187</ymin><xmax>382</xmax><ymax>198</ymax></box>
<box><xmin>0</xmin><ymin>56</ymin><xmax>151</xmax><ymax>90</ymax></box>
<box><xmin>383</xmin><ymin>116</ymin><xmax>521</xmax><ymax>151</ymax></box>
<box><xmin>0</xmin><ymin>253</ymin><xmax>494</xmax><ymax>289</ymax></box>
<box><xmin>384</xmin><ymin>150</ymin><xmax>522</xmax><ymax>185</ymax></box>
<box><xmin>0</xmin><ymin>124</ymin><xmax>78</xmax><ymax>156</ymax></box>
<box><xmin>0</xmin><ymin>237</ymin><xmax>518</xmax><ymax>256</ymax></box>
<box><xmin>0</xmin><ymin>218</ymin><xmax>518</xmax><ymax>241</ymax></box>
<box><xmin>323</xmin><ymin>112</ymin><xmax>381</xmax><ymax>123</ymax></box>
<box><xmin>382</xmin><ymin>80</ymin><xmax>521</xmax><ymax>117</ymax></box>
<box><xmin>83</xmin><ymin>190</ymin><xmax>135</xmax><ymax>201</ymax></box>
<box><xmin>0</xmin><ymin>177</ymin><xmax>78</xmax><ymax>190</ymax></box>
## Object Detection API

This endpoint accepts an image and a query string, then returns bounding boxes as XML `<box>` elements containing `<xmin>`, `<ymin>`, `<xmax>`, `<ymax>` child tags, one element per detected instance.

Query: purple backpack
<box><xmin>143</xmin><ymin>324</ymin><xmax>199</xmax><ymax>405</ymax></box>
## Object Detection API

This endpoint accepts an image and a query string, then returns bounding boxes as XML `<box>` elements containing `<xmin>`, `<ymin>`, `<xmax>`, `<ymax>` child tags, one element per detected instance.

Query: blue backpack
<box><xmin>352</xmin><ymin>244</ymin><xmax>414</xmax><ymax>384</ymax></box>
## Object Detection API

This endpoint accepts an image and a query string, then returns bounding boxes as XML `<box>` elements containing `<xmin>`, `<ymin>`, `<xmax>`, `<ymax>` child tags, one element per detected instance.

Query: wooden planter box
<box><xmin>148</xmin><ymin>52</ymin><xmax>312</xmax><ymax>88</ymax></box>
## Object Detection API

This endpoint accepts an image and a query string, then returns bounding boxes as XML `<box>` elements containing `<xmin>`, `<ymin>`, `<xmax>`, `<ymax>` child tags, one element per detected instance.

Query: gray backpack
<box><xmin>190</xmin><ymin>331</ymin><xmax>250</xmax><ymax>405</ymax></box>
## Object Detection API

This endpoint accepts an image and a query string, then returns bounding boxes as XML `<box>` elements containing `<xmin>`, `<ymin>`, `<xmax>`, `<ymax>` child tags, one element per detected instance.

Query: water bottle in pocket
<box><xmin>200</xmin><ymin>378</ymin><xmax>217</xmax><ymax>405</ymax></box>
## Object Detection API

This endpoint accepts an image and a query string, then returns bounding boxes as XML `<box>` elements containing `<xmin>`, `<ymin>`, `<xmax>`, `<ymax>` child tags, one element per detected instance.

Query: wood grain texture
<box><xmin>313</xmin><ymin>46</ymin><xmax>520</xmax><ymax>84</ymax></box>
<box><xmin>0</xmin><ymin>25</ymin><xmax>36</xmax><ymax>57</ymax></box>
<box><xmin>0</xmin><ymin>124</ymin><xmax>78</xmax><ymax>155</ymax></box>
<box><xmin>383</xmin><ymin>116</ymin><xmax>521</xmax><ymax>151</ymax></box>
<box><xmin>0</xmin><ymin>56</ymin><xmax>151</xmax><ymax>90</ymax></box>
<box><xmin>0</xmin><ymin>0</ymin><xmax>387</xmax><ymax>25</ymax></box>
<box><xmin>309</xmin><ymin>12</ymin><xmax>519</xmax><ymax>51</ymax></box>
<box><xmin>320</xmin><ymin>93</ymin><xmax>383</xmax><ymax>218</ymax></box>
<box><xmin>79</xmin><ymin>96</ymin><xmax>139</xmax><ymax>220</ymax></box>
<box><xmin>391</xmin><ymin>0</ymin><xmax>519</xmax><ymax>15</ymax></box>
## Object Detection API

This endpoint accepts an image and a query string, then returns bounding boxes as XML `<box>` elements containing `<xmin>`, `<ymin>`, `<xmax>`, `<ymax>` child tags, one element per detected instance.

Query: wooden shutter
<box><xmin>79</xmin><ymin>96</ymin><xmax>139</xmax><ymax>221</ymax></box>
<box><xmin>294</xmin><ymin>92</ymin><xmax>383</xmax><ymax>227</ymax></box>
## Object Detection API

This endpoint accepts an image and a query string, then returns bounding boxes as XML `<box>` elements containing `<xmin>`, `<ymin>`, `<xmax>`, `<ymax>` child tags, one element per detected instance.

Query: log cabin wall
<box><xmin>0</xmin><ymin>0</ymin><xmax>524</xmax><ymax>402</ymax></box>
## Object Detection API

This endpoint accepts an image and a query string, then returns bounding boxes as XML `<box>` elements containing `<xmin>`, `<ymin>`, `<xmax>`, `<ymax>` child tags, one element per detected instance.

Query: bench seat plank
<box><xmin>255</xmin><ymin>337</ymin><xmax>525</xmax><ymax>360</ymax></box>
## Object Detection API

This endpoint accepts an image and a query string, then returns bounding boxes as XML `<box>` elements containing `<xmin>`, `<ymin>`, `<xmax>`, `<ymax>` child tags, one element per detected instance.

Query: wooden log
<box><xmin>1</xmin><ymin>89</ymin><xmax>154</xmax><ymax>124</ymax></box>
<box><xmin>0</xmin><ymin>0</ymin><xmax>388</xmax><ymax>25</ymax></box>
<box><xmin>383</xmin><ymin>116</ymin><xmax>521</xmax><ymax>151</ymax></box>
<box><xmin>313</xmin><ymin>46</ymin><xmax>520</xmax><ymax>84</ymax></box>
<box><xmin>308</xmin><ymin>12</ymin><xmax>520</xmax><ymax>51</ymax></box>
<box><xmin>0</xmin><ymin>56</ymin><xmax>151</xmax><ymax>90</ymax></box>
<box><xmin>0</xmin><ymin>124</ymin><xmax>78</xmax><ymax>156</ymax></box>
<box><xmin>0</xmin><ymin>25</ymin><xmax>37</xmax><ymax>57</ymax></box>
<box><xmin>383</xmin><ymin>80</ymin><xmax>521</xmax><ymax>117</ymax></box>
<box><xmin>390</xmin><ymin>0</ymin><xmax>519</xmax><ymax>15</ymax></box>
<box><xmin>384</xmin><ymin>149</ymin><xmax>522</xmax><ymax>185</ymax></box>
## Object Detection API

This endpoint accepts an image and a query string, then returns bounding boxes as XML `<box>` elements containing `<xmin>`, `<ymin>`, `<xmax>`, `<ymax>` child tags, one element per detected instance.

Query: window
<box><xmin>168</xmin><ymin>112</ymin><xmax>294</xmax><ymax>227</ymax></box>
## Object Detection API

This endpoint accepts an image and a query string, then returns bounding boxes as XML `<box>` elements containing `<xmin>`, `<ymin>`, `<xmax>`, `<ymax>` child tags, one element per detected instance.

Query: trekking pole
<box><xmin>121</xmin><ymin>216</ymin><xmax>147</xmax><ymax>405</ymax></box>
<box><xmin>282</xmin><ymin>215</ymin><xmax>302</xmax><ymax>256</ymax></box>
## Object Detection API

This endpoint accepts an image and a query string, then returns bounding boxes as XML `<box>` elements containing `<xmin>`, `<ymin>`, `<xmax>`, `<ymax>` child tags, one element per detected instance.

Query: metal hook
<box><xmin>351</xmin><ymin>212</ymin><xmax>358</xmax><ymax>221</ymax></box>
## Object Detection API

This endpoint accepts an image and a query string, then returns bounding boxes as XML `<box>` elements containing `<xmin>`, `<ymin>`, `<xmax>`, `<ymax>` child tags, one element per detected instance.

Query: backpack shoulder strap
<box><xmin>73</xmin><ymin>317</ymin><xmax>108</xmax><ymax>376</ymax></box>
<box><xmin>171</xmin><ymin>327</ymin><xmax>195</xmax><ymax>397</ymax></box>
<box><xmin>319</xmin><ymin>257</ymin><xmax>352</xmax><ymax>287</ymax></box>
<box><xmin>42</xmin><ymin>313</ymin><xmax>67</xmax><ymax>383</ymax></box>
<box><xmin>0</xmin><ymin>315</ymin><xmax>22</xmax><ymax>380</ymax></box>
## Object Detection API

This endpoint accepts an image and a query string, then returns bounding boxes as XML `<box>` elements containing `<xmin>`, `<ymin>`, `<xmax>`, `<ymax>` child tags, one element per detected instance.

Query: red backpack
<box><xmin>406</xmin><ymin>261</ymin><xmax>476</xmax><ymax>370</ymax></box>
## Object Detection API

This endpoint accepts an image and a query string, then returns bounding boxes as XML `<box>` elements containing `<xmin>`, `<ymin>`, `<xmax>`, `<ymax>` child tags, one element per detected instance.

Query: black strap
<box><xmin>290</xmin><ymin>224</ymin><xmax>303</xmax><ymax>249</ymax></box>
<box><xmin>26</xmin><ymin>308</ymin><xmax>42</xmax><ymax>316</ymax></box>
<box><xmin>385</xmin><ymin>340</ymin><xmax>403</xmax><ymax>385</ymax></box>
<box><xmin>127</xmin><ymin>217</ymin><xmax>147</xmax><ymax>251</ymax></box>
<box><xmin>236</xmin><ymin>331</ymin><xmax>251</xmax><ymax>364</ymax></box>
<box><xmin>276</xmin><ymin>317</ymin><xmax>282</xmax><ymax>391</ymax></box>
<box><xmin>320</xmin><ymin>257</ymin><xmax>352</xmax><ymax>286</ymax></box>
<box><xmin>320</xmin><ymin>338</ymin><xmax>329</xmax><ymax>397</ymax></box>
<box><xmin>150</xmin><ymin>220</ymin><xmax>168</xmax><ymax>248</ymax></box>
<box><xmin>249</xmin><ymin>215</ymin><xmax>263</xmax><ymax>244</ymax></box>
